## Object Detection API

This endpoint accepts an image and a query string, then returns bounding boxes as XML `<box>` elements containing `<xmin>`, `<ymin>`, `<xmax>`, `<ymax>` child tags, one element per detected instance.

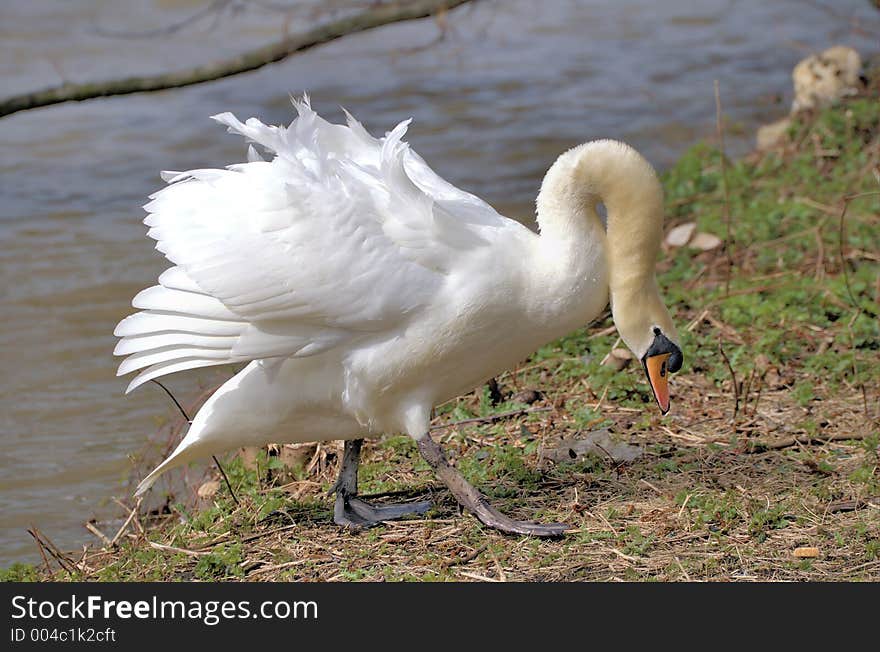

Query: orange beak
<box><xmin>644</xmin><ymin>353</ymin><xmax>671</xmax><ymax>414</ymax></box>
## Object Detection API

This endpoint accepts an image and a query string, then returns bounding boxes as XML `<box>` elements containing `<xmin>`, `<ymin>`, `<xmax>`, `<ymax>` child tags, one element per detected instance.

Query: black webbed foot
<box><xmin>333</xmin><ymin>492</ymin><xmax>432</xmax><ymax>529</ymax></box>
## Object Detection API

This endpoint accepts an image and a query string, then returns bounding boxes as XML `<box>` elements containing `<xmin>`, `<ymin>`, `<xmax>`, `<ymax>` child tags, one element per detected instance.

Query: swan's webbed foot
<box><xmin>334</xmin><ymin>492</ymin><xmax>432</xmax><ymax>529</ymax></box>
<box><xmin>331</xmin><ymin>438</ymin><xmax>432</xmax><ymax>530</ymax></box>
<box><xmin>417</xmin><ymin>435</ymin><xmax>569</xmax><ymax>538</ymax></box>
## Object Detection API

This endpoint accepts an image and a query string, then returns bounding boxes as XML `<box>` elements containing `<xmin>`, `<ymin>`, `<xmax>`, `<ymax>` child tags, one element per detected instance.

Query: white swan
<box><xmin>115</xmin><ymin>97</ymin><xmax>682</xmax><ymax>536</ymax></box>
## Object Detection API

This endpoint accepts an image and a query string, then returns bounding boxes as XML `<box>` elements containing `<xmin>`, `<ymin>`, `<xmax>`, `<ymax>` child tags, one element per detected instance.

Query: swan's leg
<box><xmin>332</xmin><ymin>439</ymin><xmax>432</xmax><ymax>529</ymax></box>
<box><xmin>417</xmin><ymin>434</ymin><xmax>569</xmax><ymax>537</ymax></box>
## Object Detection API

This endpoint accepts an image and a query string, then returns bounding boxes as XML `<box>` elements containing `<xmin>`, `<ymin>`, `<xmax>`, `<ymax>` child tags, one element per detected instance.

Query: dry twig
<box><xmin>748</xmin><ymin>431</ymin><xmax>871</xmax><ymax>451</ymax></box>
<box><xmin>714</xmin><ymin>80</ymin><xmax>734</xmax><ymax>295</ymax></box>
<box><xmin>718</xmin><ymin>338</ymin><xmax>740</xmax><ymax>427</ymax></box>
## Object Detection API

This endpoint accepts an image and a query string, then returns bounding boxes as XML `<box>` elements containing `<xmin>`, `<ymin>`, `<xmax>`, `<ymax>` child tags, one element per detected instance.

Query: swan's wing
<box><xmin>114</xmin><ymin>98</ymin><xmax>508</xmax><ymax>392</ymax></box>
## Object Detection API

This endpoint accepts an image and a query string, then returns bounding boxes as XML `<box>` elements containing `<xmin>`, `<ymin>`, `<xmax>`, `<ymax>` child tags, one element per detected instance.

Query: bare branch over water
<box><xmin>0</xmin><ymin>0</ymin><xmax>475</xmax><ymax>119</ymax></box>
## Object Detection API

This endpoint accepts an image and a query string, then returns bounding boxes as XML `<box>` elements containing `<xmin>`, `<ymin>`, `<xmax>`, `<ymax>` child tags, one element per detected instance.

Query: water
<box><xmin>1</xmin><ymin>0</ymin><xmax>877</xmax><ymax>566</ymax></box>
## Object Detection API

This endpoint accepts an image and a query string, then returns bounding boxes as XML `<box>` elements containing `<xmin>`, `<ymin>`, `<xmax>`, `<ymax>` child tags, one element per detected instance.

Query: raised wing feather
<box><xmin>115</xmin><ymin>98</ymin><xmax>506</xmax><ymax>392</ymax></box>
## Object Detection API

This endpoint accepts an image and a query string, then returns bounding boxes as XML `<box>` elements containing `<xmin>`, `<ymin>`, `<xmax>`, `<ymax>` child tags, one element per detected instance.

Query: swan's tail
<box><xmin>134</xmin><ymin>362</ymin><xmax>258</xmax><ymax>496</ymax></box>
<box><xmin>134</xmin><ymin>371</ymin><xmax>238</xmax><ymax>496</ymax></box>
<box><xmin>135</xmin><ymin>432</ymin><xmax>212</xmax><ymax>496</ymax></box>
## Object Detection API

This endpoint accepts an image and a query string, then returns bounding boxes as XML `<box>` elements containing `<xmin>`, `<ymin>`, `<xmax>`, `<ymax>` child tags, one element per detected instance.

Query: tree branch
<box><xmin>0</xmin><ymin>0</ymin><xmax>475</xmax><ymax>119</ymax></box>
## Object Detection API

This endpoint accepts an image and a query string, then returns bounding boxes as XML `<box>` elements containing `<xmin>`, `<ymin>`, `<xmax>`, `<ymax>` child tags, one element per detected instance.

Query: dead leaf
<box><xmin>690</xmin><ymin>232</ymin><xmax>722</xmax><ymax>251</ymax></box>
<box><xmin>665</xmin><ymin>222</ymin><xmax>696</xmax><ymax>247</ymax></box>
<box><xmin>545</xmin><ymin>429</ymin><xmax>642</xmax><ymax>464</ymax></box>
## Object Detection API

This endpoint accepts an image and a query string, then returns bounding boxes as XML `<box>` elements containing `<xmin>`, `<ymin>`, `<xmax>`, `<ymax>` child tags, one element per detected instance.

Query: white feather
<box><xmin>113</xmin><ymin>312</ymin><xmax>242</xmax><ymax>338</ymax></box>
<box><xmin>131</xmin><ymin>286</ymin><xmax>241</xmax><ymax>320</ymax></box>
<box><xmin>114</xmin><ymin>332</ymin><xmax>237</xmax><ymax>356</ymax></box>
<box><xmin>126</xmin><ymin>358</ymin><xmax>231</xmax><ymax>394</ymax></box>
<box><xmin>118</xmin><ymin>98</ymin><xmax>674</xmax><ymax>499</ymax></box>
<box><xmin>157</xmin><ymin>266</ymin><xmax>203</xmax><ymax>293</ymax></box>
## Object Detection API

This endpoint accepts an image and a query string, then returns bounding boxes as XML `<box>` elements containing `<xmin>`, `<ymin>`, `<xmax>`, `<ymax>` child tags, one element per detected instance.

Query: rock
<box><xmin>690</xmin><ymin>232</ymin><xmax>723</xmax><ymax>251</ymax></box>
<box><xmin>756</xmin><ymin>117</ymin><xmax>792</xmax><ymax>150</ymax></box>
<box><xmin>602</xmin><ymin>348</ymin><xmax>633</xmax><ymax>371</ymax></box>
<box><xmin>792</xmin><ymin>46</ymin><xmax>862</xmax><ymax>113</ymax></box>
<box><xmin>611</xmin><ymin>347</ymin><xmax>633</xmax><ymax>360</ymax></box>
<box><xmin>277</xmin><ymin>443</ymin><xmax>317</xmax><ymax>470</ymax></box>
<box><xmin>512</xmin><ymin>389</ymin><xmax>543</xmax><ymax>405</ymax></box>
<box><xmin>756</xmin><ymin>46</ymin><xmax>863</xmax><ymax>149</ymax></box>
<box><xmin>197</xmin><ymin>480</ymin><xmax>220</xmax><ymax>499</ymax></box>
<box><xmin>665</xmin><ymin>222</ymin><xmax>697</xmax><ymax>247</ymax></box>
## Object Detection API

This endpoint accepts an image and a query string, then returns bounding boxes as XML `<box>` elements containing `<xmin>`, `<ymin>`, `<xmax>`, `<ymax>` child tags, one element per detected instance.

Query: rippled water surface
<box><xmin>1</xmin><ymin>0</ymin><xmax>877</xmax><ymax>565</ymax></box>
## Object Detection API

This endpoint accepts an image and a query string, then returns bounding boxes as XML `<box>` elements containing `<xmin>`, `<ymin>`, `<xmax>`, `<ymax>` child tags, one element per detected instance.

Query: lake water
<box><xmin>1</xmin><ymin>0</ymin><xmax>877</xmax><ymax>566</ymax></box>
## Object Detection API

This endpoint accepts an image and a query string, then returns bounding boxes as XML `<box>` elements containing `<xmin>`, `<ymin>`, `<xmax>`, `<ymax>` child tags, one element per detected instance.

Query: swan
<box><xmin>115</xmin><ymin>97</ymin><xmax>682</xmax><ymax>536</ymax></box>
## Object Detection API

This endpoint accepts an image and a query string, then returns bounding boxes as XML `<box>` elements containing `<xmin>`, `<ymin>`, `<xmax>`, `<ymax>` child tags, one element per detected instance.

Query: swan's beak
<box><xmin>644</xmin><ymin>353</ymin><xmax>671</xmax><ymax>414</ymax></box>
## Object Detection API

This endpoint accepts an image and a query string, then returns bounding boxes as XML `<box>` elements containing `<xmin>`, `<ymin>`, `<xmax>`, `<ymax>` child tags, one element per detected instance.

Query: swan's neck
<box><xmin>534</xmin><ymin>140</ymin><xmax>672</xmax><ymax>355</ymax></box>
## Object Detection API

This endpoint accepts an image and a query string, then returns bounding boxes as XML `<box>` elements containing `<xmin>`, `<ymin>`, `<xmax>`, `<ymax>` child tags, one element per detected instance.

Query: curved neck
<box><xmin>536</xmin><ymin>140</ymin><xmax>663</xmax><ymax>291</ymax></box>
<box><xmin>534</xmin><ymin>140</ymin><xmax>674</xmax><ymax>356</ymax></box>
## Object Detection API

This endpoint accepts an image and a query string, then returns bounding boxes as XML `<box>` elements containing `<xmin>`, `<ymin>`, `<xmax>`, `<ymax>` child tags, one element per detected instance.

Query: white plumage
<box><xmin>117</xmin><ymin>99</ymin><xmax>508</xmax><ymax>392</ymax></box>
<box><xmin>116</xmin><ymin>97</ymin><xmax>679</xmax><ymax>513</ymax></box>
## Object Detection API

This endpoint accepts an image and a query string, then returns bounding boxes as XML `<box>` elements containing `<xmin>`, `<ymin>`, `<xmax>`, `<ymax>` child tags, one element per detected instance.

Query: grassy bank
<box><xmin>5</xmin><ymin>72</ymin><xmax>878</xmax><ymax>583</ymax></box>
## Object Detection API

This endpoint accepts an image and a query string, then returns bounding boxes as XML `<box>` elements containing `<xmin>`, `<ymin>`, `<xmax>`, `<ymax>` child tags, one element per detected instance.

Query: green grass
<box><xmin>0</xmin><ymin>563</ymin><xmax>40</xmax><ymax>582</ymax></box>
<box><xmin>659</xmin><ymin>97</ymin><xmax>879</xmax><ymax>394</ymax></box>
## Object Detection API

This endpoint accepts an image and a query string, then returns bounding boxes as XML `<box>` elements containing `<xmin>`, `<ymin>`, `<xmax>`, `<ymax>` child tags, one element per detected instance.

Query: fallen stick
<box><xmin>29</xmin><ymin>528</ymin><xmax>52</xmax><ymax>574</ymax></box>
<box><xmin>113</xmin><ymin>498</ymin><xmax>146</xmax><ymax>537</ymax></box>
<box><xmin>824</xmin><ymin>498</ymin><xmax>880</xmax><ymax>513</ymax></box>
<box><xmin>110</xmin><ymin>499</ymin><xmax>143</xmax><ymax>547</ymax></box>
<box><xmin>717</xmin><ymin>338</ymin><xmax>740</xmax><ymax>427</ymax></box>
<box><xmin>459</xmin><ymin>570</ymin><xmax>500</xmax><ymax>582</ymax></box>
<box><xmin>748</xmin><ymin>431</ymin><xmax>870</xmax><ymax>451</ymax></box>
<box><xmin>85</xmin><ymin>522</ymin><xmax>113</xmax><ymax>548</ymax></box>
<box><xmin>247</xmin><ymin>558</ymin><xmax>314</xmax><ymax>578</ymax></box>
<box><xmin>28</xmin><ymin>528</ymin><xmax>77</xmax><ymax>574</ymax></box>
<box><xmin>149</xmin><ymin>541</ymin><xmax>209</xmax><ymax>557</ymax></box>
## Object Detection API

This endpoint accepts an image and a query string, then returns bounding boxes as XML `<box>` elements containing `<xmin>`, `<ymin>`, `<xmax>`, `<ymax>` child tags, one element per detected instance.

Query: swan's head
<box><xmin>538</xmin><ymin>138</ymin><xmax>682</xmax><ymax>413</ymax></box>
<box><xmin>611</xmin><ymin>283</ymin><xmax>682</xmax><ymax>414</ymax></box>
<box><xmin>639</xmin><ymin>326</ymin><xmax>683</xmax><ymax>414</ymax></box>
